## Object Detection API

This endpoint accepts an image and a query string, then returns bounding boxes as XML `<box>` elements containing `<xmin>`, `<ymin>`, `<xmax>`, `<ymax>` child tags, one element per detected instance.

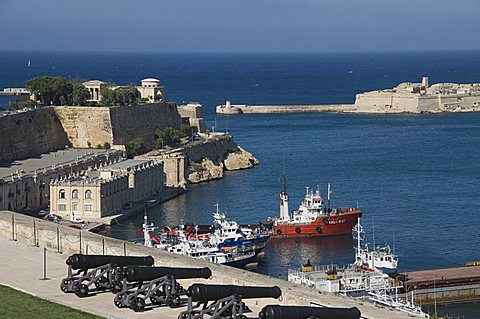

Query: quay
<box><xmin>216</xmin><ymin>100</ymin><xmax>355</xmax><ymax>115</ymax></box>
<box><xmin>397</xmin><ymin>266</ymin><xmax>480</xmax><ymax>305</ymax></box>
<box><xmin>0</xmin><ymin>210</ymin><xmax>415</xmax><ymax>319</ymax></box>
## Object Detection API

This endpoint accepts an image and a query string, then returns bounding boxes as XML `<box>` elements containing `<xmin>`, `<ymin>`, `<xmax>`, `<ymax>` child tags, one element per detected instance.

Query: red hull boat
<box><xmin>271</xmin><ymin>181</ymin><xmax>362</xmax><ymax>238</ymax></box>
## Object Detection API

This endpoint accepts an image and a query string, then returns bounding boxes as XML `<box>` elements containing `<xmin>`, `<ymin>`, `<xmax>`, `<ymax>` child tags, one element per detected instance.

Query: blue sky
<box><xmin>0</xmin><ymin>0</ymin><xmax>479</xmax><ymax>52</ymax></box>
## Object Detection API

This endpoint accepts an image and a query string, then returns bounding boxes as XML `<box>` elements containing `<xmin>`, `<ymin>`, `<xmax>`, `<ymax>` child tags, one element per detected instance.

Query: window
<box><xmin>72</xmin><ymin>189</ymin><xmax>79</xmax><ymax>199</ymax></box>
<box><xmin>59</xmin><ymin>189</ymin><xmax>66</xmax><ymax>199</ymax></box>
<box><xmin>58</xmin><ymin>204</ymin><xmax>66</xmax><ymax>211</ymax></box>
<box><xmin>84</xmin><ymin>204</ymin><xmax>93</xmax><ymax>211</ymax></box>
<box><xmin>85</xmin><ymin>190</ymin><xmax>92</xmax><ymax>199</ymax></box>
<box><xmin>72</xmin><ymin>203</ymin><xmax>78</xmax><ymax>211</ymax></box>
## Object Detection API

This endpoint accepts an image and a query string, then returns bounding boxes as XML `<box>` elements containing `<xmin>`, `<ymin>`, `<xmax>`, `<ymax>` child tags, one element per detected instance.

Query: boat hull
<box><xmin>272</xmin><ymin>209</ymin><xmax>362</xmax><ymax>238</ymax></box>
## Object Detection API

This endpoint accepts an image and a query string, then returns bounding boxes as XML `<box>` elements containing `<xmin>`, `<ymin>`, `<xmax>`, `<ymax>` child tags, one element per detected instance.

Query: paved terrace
<box><xmin>0</xmin><ymin>211</ymin><xmax>414</xmax><ymax>319</ymax></box>
<box><xmin>0</xmin><ymin>149</ymin><xmax>121</xmax><ymax>182</ymax></box>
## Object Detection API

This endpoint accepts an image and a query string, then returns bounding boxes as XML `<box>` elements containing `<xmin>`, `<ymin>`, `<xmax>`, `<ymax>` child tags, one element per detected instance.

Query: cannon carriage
<box><xmin>60</xmin><ymin>254</ymin><xmax>154</xmax><ymax>297</ymax></box>
<box><xmin>114</xmin><ymin>265</ymin><xmax>212</xmax><ymax>312</ymax></box>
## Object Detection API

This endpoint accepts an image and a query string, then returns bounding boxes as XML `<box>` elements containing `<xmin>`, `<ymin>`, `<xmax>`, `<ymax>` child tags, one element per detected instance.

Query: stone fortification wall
<box><xmin>110</xmin><ymin>102</ymin><xmax>182</xmax><ymax>149</ymax></box>
<box><xmin>0</xmin><ymin>108</ymin><xmax>69</xmax><ymax>164</ymax></box>
<box><xmin>177</xmin><ymin>103</ymin><xmax>208</xmax><ymax>133</ymax></box>
<box><xmin>0</xmin><ymin>210</ymin><xmax>411</xmax><ymax>319</ymax></box>
<box><xmin>54</xmin><ymin>106</ymin><xmax>113</xmax><ymax>148</ymax></box>
<box><xmin>55</xmin><ymin>103</ymin><xmax>182</xmax><ymax>150</ymax></box>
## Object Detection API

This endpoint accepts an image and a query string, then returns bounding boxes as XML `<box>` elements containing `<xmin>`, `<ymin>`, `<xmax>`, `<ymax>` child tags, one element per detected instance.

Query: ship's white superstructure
<box><xmin>288</xmin><ymin>218</ymin><xmax>429</xmax><ymax>318</ymax></box>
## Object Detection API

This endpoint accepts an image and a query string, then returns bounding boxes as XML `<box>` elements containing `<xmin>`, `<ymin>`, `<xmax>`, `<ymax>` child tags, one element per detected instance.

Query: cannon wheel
<box><xmin>111</xmin><ymin>281</ymin><xmax>122</xmax><ymax>294</ymax></box>
<box><xmin>95</xmin><ymin>276</ymin><xmax>109</xmax><ymax>291</ymax></box>
<box><xmin>75</xmin><ymin>284</ymin><xmax>89</xmax><ymax>298</ymax></box>
<box><xmin>131</xmin><ymin>297</ymin><xmax>146</xmax><ymax>312</ymax></box>
<box><xmin>114</xmin><ymin>293</ymin><xmax>127</xmax><ymax>308</ymax></box>
<box><xmin>167</xmin><ymin>295</ymin><xmax>181</xmax><ymax>308</ymax></box>
<box><xmin>60</xmin><ymin>279</ymin><xmax>71</xmax><ymax>293</ymax></box>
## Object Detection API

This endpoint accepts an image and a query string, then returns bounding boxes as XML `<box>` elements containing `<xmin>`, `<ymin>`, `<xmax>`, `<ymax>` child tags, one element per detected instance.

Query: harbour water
<box><xmin>1</xmin><ymin>50</ymin><xmax>479</xmax><ymax>317</ymax></box>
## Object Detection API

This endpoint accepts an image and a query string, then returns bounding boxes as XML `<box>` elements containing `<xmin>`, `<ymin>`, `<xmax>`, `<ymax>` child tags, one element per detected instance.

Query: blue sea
<box><xmin>1</xmin><ymin>50</ymin><xmax>479</xmax><ymax>317</ymax></box>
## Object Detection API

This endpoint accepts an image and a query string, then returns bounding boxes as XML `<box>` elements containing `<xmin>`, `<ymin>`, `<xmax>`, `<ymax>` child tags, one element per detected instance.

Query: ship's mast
<box><xmin>143</xmin><ymin>208</ymin><xmax>151</xmax><ymax>247</ymax></box>
<box><xmin>279</xmin><ymin>174</ymin><xmax>290</xmax><ymax>221</ymax></box>
<box><xmin>327</xmin><ymin>183</ymin><xmax>331</xmax><ymax>212</ymax></box>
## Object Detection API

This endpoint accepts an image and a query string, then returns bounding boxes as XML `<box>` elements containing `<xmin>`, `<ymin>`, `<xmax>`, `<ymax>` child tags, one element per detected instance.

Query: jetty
<box><xmin>216</xmin><ymin>100</ymin><xmax>354</xmax><ymax>115</ymax></box>
<box><xmin>396</xmin><ymin>266</ymin><xmax>480</xmax><ymax>304</ymax></box>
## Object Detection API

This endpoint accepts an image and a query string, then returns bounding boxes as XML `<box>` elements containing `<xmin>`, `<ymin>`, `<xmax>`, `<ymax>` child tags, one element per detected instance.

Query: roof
<box><xmin>141</xmin><ymin>78</ymin><xmax>160</xmax><ymax>82</ymax></box>
<box><xmin>83</xmin><ymin>80</ymin><xmax>105</xmax><ymax>86</ymax></box>
<box><xmin>101</xmin><ymin>159</ymin><xmax>151</xmax><ymax>171</ymax></box>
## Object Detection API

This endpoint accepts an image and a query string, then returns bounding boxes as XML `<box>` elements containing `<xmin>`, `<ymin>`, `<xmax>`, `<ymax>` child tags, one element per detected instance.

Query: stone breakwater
<box><xmin>216</xmin><ymin>104</ymin><xmax>355</xmax><ymax>115</ymax></box>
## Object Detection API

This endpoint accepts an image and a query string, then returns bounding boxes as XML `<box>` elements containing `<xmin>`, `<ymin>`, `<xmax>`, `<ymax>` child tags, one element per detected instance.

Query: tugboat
<box><xmin>269</xmin><ymin>177</ymin><xmax>362</xmax><ymax>238</ymax></box>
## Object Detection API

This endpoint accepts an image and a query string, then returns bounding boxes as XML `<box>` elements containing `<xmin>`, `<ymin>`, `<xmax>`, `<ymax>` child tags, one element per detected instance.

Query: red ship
<box><xmin>270</xmin><ymin>180</ymin><xmax>362</xmax><ymax>238</ymax></box>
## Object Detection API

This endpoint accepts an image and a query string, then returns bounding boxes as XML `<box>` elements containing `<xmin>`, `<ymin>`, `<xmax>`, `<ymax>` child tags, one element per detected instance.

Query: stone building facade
<box><xmin>83</xmin><ymin>78</ymin><xmax>165</xmax><ymax>103</ymax></box>
<box><xmin>49</xmin><ymin>159</ymin><xmax>164</xmax><ymax>220</ymax></box>
<box><xmin>0</xmin><ymin>149</ymin><xmax>122</xmax><ymax>213</ymax></box>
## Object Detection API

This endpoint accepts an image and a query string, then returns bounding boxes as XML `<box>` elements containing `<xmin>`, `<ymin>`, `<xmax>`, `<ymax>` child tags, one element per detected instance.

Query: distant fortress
<box><xmin>216</xmin><ymin>77</ymin><xmax>480</xmax><ymax>114</ymax></box>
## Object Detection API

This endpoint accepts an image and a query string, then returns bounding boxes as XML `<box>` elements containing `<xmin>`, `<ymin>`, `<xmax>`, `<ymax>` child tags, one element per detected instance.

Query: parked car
<box><xmin>70</xmin><ymin>216</ymin><xmax>85</xmax><ymax>224</ymax></box>
<box><xmin>43</xmin><ymin>214</ymin><xmax>62</xmax><ymax>223</ymax></box>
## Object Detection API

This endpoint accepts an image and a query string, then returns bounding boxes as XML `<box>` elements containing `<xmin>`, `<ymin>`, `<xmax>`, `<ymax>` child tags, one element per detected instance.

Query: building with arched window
<box><xmin>49</xmin><ymin>159</ymin><xmax>164</xmax><ymax>220</ymax></box>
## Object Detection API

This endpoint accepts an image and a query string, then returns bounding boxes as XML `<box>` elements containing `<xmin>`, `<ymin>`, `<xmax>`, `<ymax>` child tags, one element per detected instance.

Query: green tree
<box><xmin>71</xmin><ymin>82</ymin><xmax>90</xmax><ymax>106</ymax></box>
<box><xmin>99</xmin><ymin>83</ymin><xmax>115</xmax><ymax>107</ymax></box>
<box><xmin>126</xmin><ymin>137</ymin><xmax>146</xmax><ymax>158</ymax></box>
<box><xmin>155</xmin><ymin>127</ymin><xmax>181</xmax><ymax>148</ymax></box>
<box><xmin>103</xmin><ymin>141</ymin><xmax>111</xmax><ymax>149</ymax></box>
<box><xmin>114</xmin><ymin>85</ymin><xmax>140</xmax><ymax>106</ymax></box>
<box><xmin>26</xmin><ymin>76</ymin><xmax>73</xmax><ymax>106</ymax></box>
<box><xmin>179</xmin><ymin>123</ymin><xmax>192</xmax><ymax>138</ymax></box>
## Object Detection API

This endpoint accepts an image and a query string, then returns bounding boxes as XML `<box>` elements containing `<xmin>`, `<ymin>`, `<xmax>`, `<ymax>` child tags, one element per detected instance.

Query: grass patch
<box><xmin>0</xmin><ymin>284</ymin><xmax>104</xmax><ymax>319</ymax></box>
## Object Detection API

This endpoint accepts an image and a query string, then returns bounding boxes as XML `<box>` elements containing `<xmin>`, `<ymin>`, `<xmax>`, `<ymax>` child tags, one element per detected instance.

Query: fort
<box><xmin>216</xmin><ymin>77</ymin><xmax>480</xmax><ymax>115</ymax></box>
<box><xmin>0</xmin><ymin>95</ymin><xmax>257</xmax><ymax>222</ymax></box>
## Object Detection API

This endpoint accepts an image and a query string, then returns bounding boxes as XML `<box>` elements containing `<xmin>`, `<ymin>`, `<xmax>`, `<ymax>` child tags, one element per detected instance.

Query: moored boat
<box><xmin>269</xmin><ymin>178</ymin><xmax>362</xmax><ymax>238</ymax></box>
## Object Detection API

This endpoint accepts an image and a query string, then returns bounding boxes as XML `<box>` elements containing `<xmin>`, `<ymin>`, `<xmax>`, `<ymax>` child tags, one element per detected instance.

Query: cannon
<box><xmin>178</xmin><ymin>284</ymin><xmax>282</xmax><ymax>319</ymax></box>
<box><xmin>258</xmin><ymin>305</ymin><xmax>361</xmax><ymax>319</ymax></box>
<box><xmin>114</xmin><ymin>266</ymin><xmax>212</xmax><ymax>312</ymax></box>
<box><xmin>60</xmin><ymin>254</ymin><xmax>154</xmax><ymax>298</ymax></box>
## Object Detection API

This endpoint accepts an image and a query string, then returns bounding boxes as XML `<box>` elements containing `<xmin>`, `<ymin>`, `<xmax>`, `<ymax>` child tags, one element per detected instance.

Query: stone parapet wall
<box><xmin>0</xmin><ymin>108</ymin><xmax>69</xmax><ymax>164</ymax></box>
<box><xmin>0</xmin><ymin>210</ymin><xmax>412</xmax><ymax>319</ymax></box>
<box><xmin>109</xmin><ymin>103</ymin><xmax>182</xmax><ymax>149</ymax></box>
<box><xmin>54</xmin><ymin>106</ymin><xmax>113</xmax><ymax>148</ymax></box>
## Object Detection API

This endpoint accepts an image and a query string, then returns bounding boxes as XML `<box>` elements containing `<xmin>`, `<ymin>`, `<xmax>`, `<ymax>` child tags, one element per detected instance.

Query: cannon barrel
<box><xmin>258</xmin><ymin>305</ymin><xmax>361</xmax><ymax>319</ymax></box>
<box><xmin>66</xmin><ymin>254</ymin><xmax>154</xmax><ymax>270</ymax></box>
<box><xmin>187</xmin><ymin>284</ymin><xmax>281</xmax><ymax>302</ymax></box>
<box><xmin>125</xmin><ymin>266</ymin><xmax>212</xmax><ymax>282</ymax></box>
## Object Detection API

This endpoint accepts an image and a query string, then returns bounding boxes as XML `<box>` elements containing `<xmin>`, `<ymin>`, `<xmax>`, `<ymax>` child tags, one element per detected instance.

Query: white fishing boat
<box><xmin>287</xmin><ymin>217</ymin><xmax>429</xmax><ymax>318</ymax></box>
<box><xmin>141</xmin><ymin>211</ymin><xmax>257</xmax><ymax>266</ymax></box>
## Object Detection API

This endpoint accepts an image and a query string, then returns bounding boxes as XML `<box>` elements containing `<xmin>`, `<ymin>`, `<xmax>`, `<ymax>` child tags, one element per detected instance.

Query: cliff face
<box><xmin>184</xmin><ymin>134</ymin><xmax>259</xmax><ymax>183</ymax></box>
<box><xmin>0</xmin><ymin>108</ymin><xmax>69</xmax><ymax>164</ymax></box>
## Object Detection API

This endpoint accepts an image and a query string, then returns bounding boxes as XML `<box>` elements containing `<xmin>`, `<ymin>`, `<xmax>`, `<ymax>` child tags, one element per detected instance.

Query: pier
<box><xmin>216</xmin><ymin>101</ymin><xmax>355</xmax><ymax>115</ymax></box>
<box><xmin>397</xmin><ymin>266</ymin><xmax>480</xmax><ymax>305</ymax></box>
